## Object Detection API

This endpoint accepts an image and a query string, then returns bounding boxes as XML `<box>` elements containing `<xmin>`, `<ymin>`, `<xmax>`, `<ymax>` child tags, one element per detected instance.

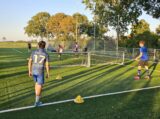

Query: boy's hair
<box><xmin>38</xmin><ymin>41</ymin><xmax>46</xmax><ymax>49</ymax></box>
<box><xmin>139</xmin><ymin>40</ymin><xmax>145</xmax><ymax>45</ymax></box>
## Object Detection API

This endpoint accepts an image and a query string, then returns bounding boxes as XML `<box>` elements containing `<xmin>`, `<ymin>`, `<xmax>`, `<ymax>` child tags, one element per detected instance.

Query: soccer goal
<box><xmin>90</xmin><ymin>51</ymin><xmax>125</xmax><ymax>66</ymax></box>
<box><xmin>48</xmin><ymin>51</ymin><xmax>125</xmax><ymax>68</ymax></box>
<box><xmin>48</xmin><ymin>52</ymin><xmax>91</xmax><ymax>68</ymax></box>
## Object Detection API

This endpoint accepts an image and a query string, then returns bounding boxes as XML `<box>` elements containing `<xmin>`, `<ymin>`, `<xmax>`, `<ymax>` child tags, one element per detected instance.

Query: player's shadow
<box><xmin>0</xmin><ymin>65</ymin><xmax>111</xmax><ymax>110</ymax></box>
<box><xmin>141</xmin><ymin>60</ymin><xmax>158</xmax><ymax>77</ymax></box>
<box><xmin>42</xmin><ymin>64</ymin><xmax>134</xmax><ymax>102</ymax></box>
<box><xmin>0</xmin><ymin>70</ymin><xmax>28</xmax><ymax>80</ymax></box>
<box><xmin>0</xmin><ymin>60</ymin><xmax>27</xmax><ymax>70</ymax></box>
<box><xmin>114</xmin><ymin>88</ymin><xmax>158</xmax><ymax>118</ymax></box>
<box><xmin>45</xmin><ymin>64</ymin><xmax>113</xmax><ymax>87</ymax></box>
<box><xmin>149</xmin><ymin>60</ymin><xmax>158</xmax><ymax>76</ymax></box>
<box><xmin>0</xmin><ymin>61</ymin><xmax>134</xmax><ymax>110</ymax></box>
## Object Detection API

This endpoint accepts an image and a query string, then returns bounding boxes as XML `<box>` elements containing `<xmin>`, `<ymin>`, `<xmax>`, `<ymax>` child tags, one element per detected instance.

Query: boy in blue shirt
<box><xmin>28</xmin><ymin>41</ymin><xmax>50</xmax><ymax>107</ymax></box>
<box><xmin>135</xmin><ymin>40</ymin><xmax>150</xmax><ymax>80</ymax></box>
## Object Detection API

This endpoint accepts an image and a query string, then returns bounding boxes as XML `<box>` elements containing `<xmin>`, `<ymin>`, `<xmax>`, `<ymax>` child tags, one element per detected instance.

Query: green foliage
<box><xmin>79</xmin><ymin>22</ymin><xmax>103</xmax><ymax>37</ymax></box>
<box><xmin>126</xmin><ymin>31</ymin><xmax>159</xmax><ymax>48</ymax></box>
<box><xmin>24</xmin><ymin>12</ymin><xmax>50</xmax><ymax>38</ymax></box>
<box><xmin>46</xmin><ymin>13</ymin><xmax>68</xmax><ymax>36</ymax></box>
<box><xmin>131</xmin><ymin>19</ymin><xmax>150</xmax><ymax>36</ymax></box>
<box><xmin>156</xmin><ymin>25</ymin><xmax>160</xmax><ymax>35</ymax></box>
<box><xmin>83</xmin><ymin>0</ymin><xmax>160</xmax><ymax>33</ymax></box>
<box><xmin>119</xmin><ymin>19</ymin><xmax>160</xmax><ymax>48</ymax></box>
<box><xmin>72</xmin><ymin>13</ymin><xmax>88</xmax><ymax>24</ymax></box>
<box><xmin>138</xmin><ymin>0</ymin><xmax>160</xmax><ymax>19</ymax></box>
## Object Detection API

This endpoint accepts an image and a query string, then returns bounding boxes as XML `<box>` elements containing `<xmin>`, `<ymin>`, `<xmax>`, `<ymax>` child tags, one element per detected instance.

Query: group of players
<box><xmin>28</xmin><ymin>40</ymin><xmax>150</xmax><ymax>107</ymax></box>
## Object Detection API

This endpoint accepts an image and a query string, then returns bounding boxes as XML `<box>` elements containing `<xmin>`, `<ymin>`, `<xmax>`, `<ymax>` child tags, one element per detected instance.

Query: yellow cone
<box><xmin>56</xmin><ymin>74</ymin><xmax>62</xmax><ymax>80</ymax></box>
<box><xmin>74</xmin><ymin>95</ymin><xmax>84</xmax><ymax>104</ymax></box>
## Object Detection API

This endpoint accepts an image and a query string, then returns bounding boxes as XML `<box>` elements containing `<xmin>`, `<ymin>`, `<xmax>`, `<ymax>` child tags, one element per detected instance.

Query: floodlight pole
<box><xmin>94</xmin><ymin>22</ymin><xmax>96</xmax><ymax>51</ymax></box>
<box><xmin>116</xmin><ymin>15</ymin><xmax>120</xmax><ymax>53</ymax></box>
<box><xmin>76</xmin><ymin>17</ymin><xmax>78</xmax><ymax>42</ymax></box>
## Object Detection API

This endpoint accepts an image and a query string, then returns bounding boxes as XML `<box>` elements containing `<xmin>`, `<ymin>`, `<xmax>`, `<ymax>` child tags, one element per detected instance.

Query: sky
<box><xmin>0</xmin><ymin>0</ymin><xmax>159</xmax><ymax>41</ymax></box>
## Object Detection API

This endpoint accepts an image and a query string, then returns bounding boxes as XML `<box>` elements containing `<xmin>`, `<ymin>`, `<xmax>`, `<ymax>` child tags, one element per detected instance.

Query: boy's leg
<box><xmin>34</xmin><ymin>74</ymin><xmax>44</xmax><ymax>105</ymax></box>
<box><xmin>35</xmin><ymin>83</ymin><xmax>42</xmax><ymax>103</ymax></box>
<box><xmin>138</xmin><ymin>66</ymin><xmax>142</xmax><ymax>76</ymax></box>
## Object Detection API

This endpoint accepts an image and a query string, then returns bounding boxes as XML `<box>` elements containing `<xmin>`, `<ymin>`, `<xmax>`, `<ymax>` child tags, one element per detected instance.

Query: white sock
<box><xmin>35</xmin><ymin>96</ymin><xmax>40</xmax><ymax>103</ymax></box>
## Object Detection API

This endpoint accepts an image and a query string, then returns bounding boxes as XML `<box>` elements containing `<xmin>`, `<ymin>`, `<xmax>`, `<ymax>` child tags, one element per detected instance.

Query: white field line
<box><xmin>12</xmin><ymin>48</ymin><xmax>23</xmax><ymax>54</ymax></box>
<box><xmin>1</xmin><ymin>85</ymin><xmax>160</xmax><ymax>114</ymax></box>
<box><xmin>50</xmin><ymin>64</ymin><xmax>87</xmax><ymax>68</ymax></box>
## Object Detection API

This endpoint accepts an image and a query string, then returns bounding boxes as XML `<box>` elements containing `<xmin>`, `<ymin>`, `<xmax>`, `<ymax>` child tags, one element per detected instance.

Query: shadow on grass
<box><xmin>0</xmin><ymin>61</ymin><xmax>27</xmax><ymax>70</ymax></box>
<box><xmin>0</xmin><ymin>65</ymin><xmax>116</xmax><ymax>110</ymax></box>
<box><xmin>0</xmin><ymin>70</ymin><xmax>28</xmax><ymax>79</ymax></box>
<box><xmin>42</xmin><ymin>64</ymin><xmax>134</xmax><ymax>102</ymax></box>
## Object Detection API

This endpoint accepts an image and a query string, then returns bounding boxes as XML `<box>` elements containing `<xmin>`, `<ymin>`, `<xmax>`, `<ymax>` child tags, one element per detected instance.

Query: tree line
<box><xmin>83</xmin><ymin>0</ymin><xmax>160</xmax><ymax>48</ymax></box>
<box><xmin>24</xmin><ymin>12</ymin><xmax>106</xmax><ymax>41</ymax></box>
<box><xmin>25</xmin><ymin>0</ymin><xmax>160</xmax><ymax>49</ymax></box>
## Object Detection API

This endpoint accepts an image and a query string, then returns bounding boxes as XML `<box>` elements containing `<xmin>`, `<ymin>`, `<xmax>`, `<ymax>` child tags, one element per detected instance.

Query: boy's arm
<box><xmin>28</xmin><ymin>58</ymin><xmax>32</xmax><ymax>77</ymax></box>
<box><xmin>135</xmin><ymin>52</ymin><xmax>143</xmax><ymax>60</ymax></box>
<box><xmin>45</xmin><ymin>61</ymin><xmax>50</xmax><ymax>78</ymax></box>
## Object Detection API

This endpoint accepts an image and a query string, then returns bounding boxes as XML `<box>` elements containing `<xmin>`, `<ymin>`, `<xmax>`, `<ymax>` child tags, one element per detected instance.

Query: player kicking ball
<box><xmin>28</xmin><ymin>41</ymin><xmax>50</xmax><ymax>107</ymax></box>
<box><xmin>134</xmin><ymin>40</ymin><xmax>151</xmax><ymax>80</ymax></box>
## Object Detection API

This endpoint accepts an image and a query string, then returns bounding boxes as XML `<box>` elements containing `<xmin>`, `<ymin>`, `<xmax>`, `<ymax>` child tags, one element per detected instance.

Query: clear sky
<box><xmin>0</xmin><ymin>0</ymin><xmax>159</xmax><ymax>41</ymax></box>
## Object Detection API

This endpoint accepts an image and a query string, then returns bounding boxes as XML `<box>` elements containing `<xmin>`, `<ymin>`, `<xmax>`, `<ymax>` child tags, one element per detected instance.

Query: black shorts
<box><xmin>138</xmin><ymin>60</ymin><xmax>148</xmax><ymax>67</ymax></box>
<box><xmin>28</xmin><ymin>46</ymin><xmax>31</xmax><ymax>49</ymax></box>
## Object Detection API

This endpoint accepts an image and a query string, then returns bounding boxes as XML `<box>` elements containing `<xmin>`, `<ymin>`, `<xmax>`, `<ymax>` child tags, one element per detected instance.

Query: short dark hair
<box><xmin>38</xmin><ymin>41</ymin><xmax>46</xmax><ymax>49</ymax></box>
<box><xmin>139</xmin><ymin>40</ymin><xmax>145</xmax><ymax>45</ymax></box>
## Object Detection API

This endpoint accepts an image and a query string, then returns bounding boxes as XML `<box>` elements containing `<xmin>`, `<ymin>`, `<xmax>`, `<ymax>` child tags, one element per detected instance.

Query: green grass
<box><xmin>0</xmin><ymin>42</ymin><xmax>160</xmax><ymax>119</ymax></box>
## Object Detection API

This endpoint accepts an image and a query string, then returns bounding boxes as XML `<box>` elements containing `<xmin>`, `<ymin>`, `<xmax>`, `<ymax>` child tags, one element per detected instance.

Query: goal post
<box><xmin>48</xmin><ymin>52</ymin><xmax>91</xmax><ymax>68</ymax></box>
<box><xmin>48</xmin><ymin>51</ymin><xmax>125</xmax><ymax>68</ymax></box>
<box><xmin>90</xmin><ymin>51</ymin><xmax>125</xmax><ymax>66</ymax></box>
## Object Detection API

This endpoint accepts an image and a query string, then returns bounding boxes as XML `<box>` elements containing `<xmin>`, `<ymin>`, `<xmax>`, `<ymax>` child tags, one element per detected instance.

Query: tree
<box><xmin>46</xmin><ymin>13</ymin><xmax>67</xmax><ymax>36</ymax></box>
<box><xmin>83</xmin><ymin>0</ymin><xmax>160</xmax><ymax>33</ymax></box>
<box><xmin>131</xmin><ymin>19</ymin><xmax>150</xmax><ymax>36</ymax></box>
<box><xmin>24</xmin><ymin>12</ymin><xmax>50</xmax><ymax>38</ymax></box>
<box><xmin>60</xmin><ymin>16</ymin><xmax>76</xmax><ymax>34</ymax></box>
<box><xmin>73</xmin><ymin>13</ymin><xmax>88</xmax><ymax>24</ymax></box>
<box><xmin>138</xmin><ymin>0</ymin><xmax>160</xmax><ymax>19</ymax></box>
<box><xmin>46</xmin><ymin>13</ymin><xmax>92</xmax><ymax>38</ymax></box>
<box><xmin>125</xmin><ymin>20</ymin><xmax>159</xmax><ymax>48</ymax></box>
<box><xmin>156</xmin><ymin>25</ymin><xmax>160</xmax><ymax>35</ymax></box>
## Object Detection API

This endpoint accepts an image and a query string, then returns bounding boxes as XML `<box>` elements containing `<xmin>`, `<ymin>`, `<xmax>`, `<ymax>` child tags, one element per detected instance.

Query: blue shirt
<box><xmin>140</xmin><ymin>47</ymin><xmax>148</xmax><ymax>61</ymax></box>
<box><xmin>31</xmin><ymin>49</ymin><xmax>49</xmax><ymax>75</ymax></box>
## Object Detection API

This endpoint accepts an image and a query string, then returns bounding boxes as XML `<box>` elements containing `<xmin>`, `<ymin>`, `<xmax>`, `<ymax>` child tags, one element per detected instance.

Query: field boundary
<box><xmin>1</xmin><ymin>85</ymin><xmax>160</xmax><ymax>114</ymax></box>
<box><xmin>12</xmin><ymin>48</ymin><xmax>23</xmax><ymax>54</ymax></box>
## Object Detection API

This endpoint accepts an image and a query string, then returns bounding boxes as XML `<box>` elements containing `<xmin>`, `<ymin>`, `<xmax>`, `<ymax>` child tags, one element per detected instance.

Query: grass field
<box><xmin>1</xmin><ymin>42</ymin><xmax>160</xmax><ymax>119</ymax></box>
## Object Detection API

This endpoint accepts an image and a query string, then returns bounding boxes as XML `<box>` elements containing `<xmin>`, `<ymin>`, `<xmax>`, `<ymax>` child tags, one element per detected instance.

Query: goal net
<box><xmin>48</xmin><ymin>51</ymin><xmax>125</xmax><ymax>68</ymax></box>
<box><xmin>91</xmin><ymin>51</ymin><xmax>125</xmax><ymax>65</ymax></box>
<box><xmin>48</xmin><ymin>52</ymin><xmax>90</xmax><ymax>67</ymax></box>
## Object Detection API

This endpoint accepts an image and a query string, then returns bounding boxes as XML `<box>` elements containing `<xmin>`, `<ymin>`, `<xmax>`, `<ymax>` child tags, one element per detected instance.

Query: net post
<box><xmin>154</xmin><ymin>49</ymin><xmax>156</xmax><ymax>61</ymax></box>
<box><xmin>132</xmin><ymin>48</ymin><xmax>135</xmax><ymax>59</ymax></box>
<box><xmin>87</xmin><ymin>52</ymin><xmax>91</xmax><ymax>67</ymax></box>
<box><xmin>122</xmin><ymin>51</ymin><xmax>125</xmax><ymax>65</ymax></box>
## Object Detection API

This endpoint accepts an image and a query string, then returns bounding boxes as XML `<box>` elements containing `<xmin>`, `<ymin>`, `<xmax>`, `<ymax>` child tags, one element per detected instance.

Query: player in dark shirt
<box><xmin>28</xmin><ymin>41</ymin><xmax>50</xmax><ymax>107</ymax></box>
<box><xmin>28</xmin><ymin>42</ymin><xmax>32</xmax><ymax>52</ymax></box>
